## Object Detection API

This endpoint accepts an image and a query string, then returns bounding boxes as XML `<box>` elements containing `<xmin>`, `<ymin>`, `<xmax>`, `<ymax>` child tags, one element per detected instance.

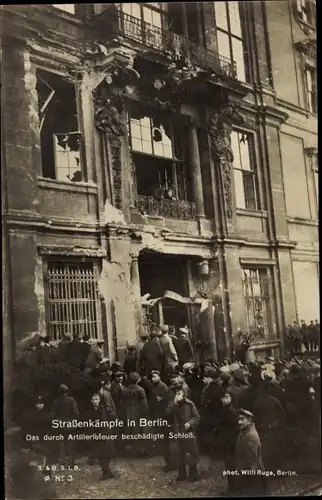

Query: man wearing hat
<box><xmin>200</xmin><ymin>367</ymin><xmax>223</xmax><ymax>456</ymax></box>
<box><xmin>135</xmin><ymin>332</ymin><xmax>149</xmax><ymax>373</ymax></box>
<box><xmin>159</xmin><ymin>325</ymin><xmax>178</xmax><ymax>379</ymax></box>
<box><xmin>110</xmin><ymin>370</ymin><xmax>126</xmax><ymax>418</ymax></box>
<box><xmin>122</xmin><ymin>372</ymin><xmax>149</xmax><ymax>457</ymax></box>
<box><xmin>173</xmin><ymin>326</ymin><xmax>195</xmax><ymax>367</ymax></box>
<box><xmin>123</xmin><ymin>341</ymin><xmax>138</xmax><ymax>377</ymax></box>
<box><xmin>51</xmin><ymin>385</ymin><xmax>79</xmax><ymax>465</ymax></box>
<box><xmin>234</xmin><ymin>409</ymin><xmax>267</xmax><ymax>496</ymax></box>
<box><xmin>166</xmin><ymin>386</ymin><xmax>200</xmax><ymax>482</ymax></box>
<box><xmin>229</xmin><ymin>365</ymin><xmax>250</xmax><ymax>408</ymax></box>
<box><xmin>36</xmin><ymin>336</ymin><xmax>52</xmax><ymax>365</ymax></box>
<box><xmin>169</xmin><ymin>368</ymin><xmax>191</xmax><ymax>400</ymax></box>
<box><xmin>140</xmin><ymin>328</ymin><xmax>165</xmax><ymax>376</ymax></box>
<box><xmin>98</xmin><ymin>373</ymin><xmax>116</xmax><ymax>417</ymax></box>
<box><xmin>150</xmin><ymin>370</ymin><xmax>169</xmax><ymax>418</ymax></box>
<box><xmin>54</xmin><ymin>333</ymin><xmax>73</xmax><ymax>364</ymax></box>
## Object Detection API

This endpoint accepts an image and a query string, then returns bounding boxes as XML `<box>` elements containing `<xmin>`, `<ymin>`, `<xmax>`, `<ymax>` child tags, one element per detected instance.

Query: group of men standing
<box><xmin>286</xmin><ymin>319</ymin><xmax>320</xmax><ymax>354</ymax></box>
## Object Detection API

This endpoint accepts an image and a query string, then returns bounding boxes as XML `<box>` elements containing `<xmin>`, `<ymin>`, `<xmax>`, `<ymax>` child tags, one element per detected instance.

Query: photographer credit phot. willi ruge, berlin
<box><xmin>2</xmin><ymin>1</ymin><xmax>320</xmax><ymax>499</ymax></box>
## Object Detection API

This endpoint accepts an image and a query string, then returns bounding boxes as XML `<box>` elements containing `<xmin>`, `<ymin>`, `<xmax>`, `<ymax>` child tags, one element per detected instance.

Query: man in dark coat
<box><xmin>314</xmin><ymin>320</ymin><xmax>320</xmax><ymax>351</ymax></box>
<box><xmin>136</xmin><ymin>332</ymin><xmax>149</xmax><ymax>373</ymax></box>
<box><xmin>122</xmin><ymin>372</ymin><xmax>149</xmax><ymax>456</ymax></box>
<box><xmin>217</xmin><ymin>390</ymin><xmax>239</xmax><ymax>495</ymax></box>
<box><xmin>234</xmin><ymin>409</ymin><xmax>267</xmax><ymax>496</ymax></box>
<box><xmin>200</xmin><ymin>367</ymin><xmax>223</xmax><ymax>455</ymax></box>
<box><xmin>51</xmin><ymin>384</ymin><xmax>79</xmax><ymax>464</ymax></box>
<box><xmin>292</xmin><ymin>321</ymin><xmax>301</xmax><ymax>353</ymax></box>
<box><xmin>229</xmin><ymin>368</ymin><xmax>250</xmax><ymax>408</ymax></box>
<box><xmin>54</xmin><ymin>333</ymin><xmax>72</xmax><ymax>364</ymax></box>
<box><xmin>308</xmin><ymin>320</ymin><xmax>316</xmax><ymax>352</ymax></box>
<box><xmin>173</xmin><ymin>326</ymin><xmax>194</xmax><ymax>367</ymax></box>
<box><xmin>301</xmin><ymin>319</ymin><xmax>309</xmax><ymax>351</ymax></box>
<box><xmin>166</xmin><ymin>386</ymin><xmax>200</xmax><ymax>482</ymax></box>
<box><xmin>84</xmin><ymin>393</ymin><xmax>116</xmax><ymax>479</ymax></box>
<box><xmin>110</xmin><ymin>370</ymin><xmax>126</xmax><ymax>417</ymax></box>
<box><xmin>150</xmin><ymin>370</ymin><xmax>169</xmax><ymax>418</ymax></box>
<box><xmin>123</xmin><ymin>342</ymin><xmax>138</xmax><ymax>377</ymax></box>
<box><xmin>140</xmin><ymin>329</ymin><xmax>165</xmax><ymax>376</ymax></box>
<box><xmin>22</xmin><ymin>396</ymin><xmax>54</xmax><ymax>471</ymax></box>
<box><xmin>98</xmin><ymin>374</ymin><xmax>116</xmax><ymax>416</ymax></box>
<box><xmin>159</xmin><ymin>325</ymin><xmax>178</xmax><ymax>380</ymax></box>
<box><xmin>68</xmin><ymin>334</ymin><xmax>89</xmax><ymax>370</ymax></box>
<box><xmin>21</xmin><ymin>344</ymin><xmax>39</xmax><ymax>372</ymax></box>
<box><xmin>183</xmin><ymin>364</ymin><xmax>204</xmax><ymax>410</ymax></box>
<box><xmin>252</xmin><ymin>381</ymin><xmax>285</xmax><ymax>469</ymax></box>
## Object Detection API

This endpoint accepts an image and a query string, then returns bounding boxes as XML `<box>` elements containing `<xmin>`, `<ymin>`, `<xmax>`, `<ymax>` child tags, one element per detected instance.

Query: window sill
<box><xmin>236</xmin><ymin>208</ymin><xmax>268</xmax><ymax>218</ymax></box>
<box><xmin>38</xmin><ymin>177</ymin><xmax>97</xmax><ymax>194</ymax></box>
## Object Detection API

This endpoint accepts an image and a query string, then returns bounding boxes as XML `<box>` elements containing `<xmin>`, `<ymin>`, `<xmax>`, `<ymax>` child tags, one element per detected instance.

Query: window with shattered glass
<box><xmin>36</xmin><ymin>69</ymin><xmax>82</xmax><ymax>182</ymax></box>
<box><xmin>128</xmin><ymin>102</ymin><xmax>191</xmax><ymax>202</ymax></box>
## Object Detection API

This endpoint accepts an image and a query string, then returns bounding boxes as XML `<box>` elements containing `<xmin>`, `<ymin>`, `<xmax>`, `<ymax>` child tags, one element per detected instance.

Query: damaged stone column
<box><xmin>130</xmin><ymin>255</ymin><xmax>144</xmax><ymax>337</ymax></box>
<box><xmin>188</xmin><ymin>120</ymin><xmax>205</xmax><ymax>219</ymax></box>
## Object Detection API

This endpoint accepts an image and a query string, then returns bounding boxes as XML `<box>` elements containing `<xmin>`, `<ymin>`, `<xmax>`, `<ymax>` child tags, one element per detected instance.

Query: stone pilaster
<box><xmin>188</xmin><ymin>121</ymin><xmax>205</xmax><ymax>219</ymax></box>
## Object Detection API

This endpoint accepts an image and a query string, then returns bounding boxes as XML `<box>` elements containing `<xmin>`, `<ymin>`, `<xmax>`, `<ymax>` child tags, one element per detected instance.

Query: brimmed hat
<box><xmin>233</xmin><ymin>368</ymin><xmax>248</xmax><ymax>385</ymax></box>
<box><xmin>126</xmin><ymin>341</ymin><xmax>136</xmax><ymax>350</ymax></box>
<box><xmin>261</xmin><ymin>369</ymin><xmax>276</xmax><ymax>382</ymax></box>
<box><xmin>161</xmin><ymin>325</ymin><xmax>169</xmax><ymax>334</ymax></box>
<box><xmin>172</xmin><ymin>369</ymin><xmax>184</xmax><ymax>377</ymax></box>
<box><xmin>183</xmin><ymin>362</ymin><xmax>195</xmax><ymax>372</ymax></box>
<box><xmin>151</xmin><ymin>370</ymin><xmax>161</xmax><ymax>376</ymax></box>
<box><xmin>237</xmin><ymin>409</ymin><xmax>254</xmax><ymax>420</ymax></box>
<box><xmin>179</xmin><ymin>326</ymin><xmax>189</xmax><ymax>335</ymax></box>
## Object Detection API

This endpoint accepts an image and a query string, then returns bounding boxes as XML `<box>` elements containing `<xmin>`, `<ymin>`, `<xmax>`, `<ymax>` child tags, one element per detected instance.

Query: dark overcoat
<box><xmin>140</xmin><ymin>338</ymin><xmax>165</xmax><ymax>374</ymax></box>
<box><xmin>173</xmin><ymin>335</ymin><xmax>194</xmax><ymax>366</ymax></box>
<box><xmin>166</xmin><ymin>398</ymin><xmax>200</xmax><ymax>458</ymax></box>
<box><xmin>83</xmin><ymin>403</ymin><xmax>115</xmax><ymax>458</ymax></box>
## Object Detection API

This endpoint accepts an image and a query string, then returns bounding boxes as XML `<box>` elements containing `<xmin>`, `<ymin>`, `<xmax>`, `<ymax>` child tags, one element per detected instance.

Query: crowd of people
<box><xmin>286</xmin><ymin>319</ymin><xmax>320</xmax><ymax>354</ymax></box>
<box><xmin>5</xmin><ymin>323</ymin><xmax>321</xmax><ymax>498</ymax></box>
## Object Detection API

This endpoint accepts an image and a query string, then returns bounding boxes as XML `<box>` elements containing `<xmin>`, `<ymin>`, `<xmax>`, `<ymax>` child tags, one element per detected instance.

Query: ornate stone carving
<box><xmin>208</xmin><ymin>103</ymin><xmax>245</xmax><ymax>224</ymax></box>
<box><xmin>295</xmin><ymin>36</ymin><xmax>316</xmax><ymax>65</ymax></box>
<box><xmin>93</xmin><ymin>61</ymin><xmax>140</xmax><ymax>210</ymax></box>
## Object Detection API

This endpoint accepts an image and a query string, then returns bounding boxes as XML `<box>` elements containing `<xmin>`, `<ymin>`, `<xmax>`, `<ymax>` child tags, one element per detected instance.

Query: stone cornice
<box><xmin>37</xmin><ymin>244</ymin><xmax>106</xmax><ymax>257</ymax></box>
<box><xmin>258</xmin><ymin>104</ymin><xmax>289</xmax><ymax>127</ymax></box>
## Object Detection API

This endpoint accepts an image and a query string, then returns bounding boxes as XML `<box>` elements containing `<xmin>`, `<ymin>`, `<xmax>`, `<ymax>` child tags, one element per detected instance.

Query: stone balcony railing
<box><xmin>137</xmin><ymin>195</ymin><xmax>196</xmax><ymax>221</ymax></box>
<box><xmin>98</xmin><ymin>8</ymin><xmax>237</xmax><ymax>80</ymax></box>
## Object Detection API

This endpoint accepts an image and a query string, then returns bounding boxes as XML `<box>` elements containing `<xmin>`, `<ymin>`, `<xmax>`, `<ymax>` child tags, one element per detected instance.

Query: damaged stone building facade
<box><xmin>1</xmin><ymin>1</ymin><xmax>318</xmax><ymax>370</ymax></box>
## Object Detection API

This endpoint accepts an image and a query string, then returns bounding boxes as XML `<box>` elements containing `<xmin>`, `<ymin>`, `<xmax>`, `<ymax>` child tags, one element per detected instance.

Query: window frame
<box><xmin>36</xmin><ymin>67</ymin><xmax>85</xmax><ymax>183</ymax></box>
<box><xmin>304</xmin><ymin>66</ymin><xmax>317</xmax><ymax>114</ymax></box>
<box><xmin>296</xmin><ymin>0</ymin><xmax>315</xmax><ymax>27</ymax></box>
<box><xmin>119</xmin><ymin>2</ymin><xmax>168</xmax><ymax>28</ymax></box>
<box><xmin>232</xmin><ymin>129</ymin><xmax>259</xmax><ymax>211</ymax></box>
<box><xmin>213</xmin><ymin>1</ymin><xmax>247</xmax><ymax>82</ymax></box>
<box><xmin>242</xmin><ymin>267</ymin><xmax>276</xmax><ymax>339</ymax></box>
<box><xmin>127</xmin><ymin>104</ymin><xmax>190</xmax><ymax>202</ymax></box>
<box><xmin>44</xmin><ymin>259</ymin><xmax>103</xmax><ymax>341</ymax></box>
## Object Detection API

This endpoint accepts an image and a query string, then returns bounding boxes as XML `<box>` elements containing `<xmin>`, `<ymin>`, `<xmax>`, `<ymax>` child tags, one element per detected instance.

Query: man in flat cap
<box><xmin>173</xmin><ymin>326</ymin><xmax>195</xmax><ymax>367</ymax></box>
<box><xmin>166</xmin><ymin>386</ymin><xmax>200</xmax><ymax>482</ymax></box>
<box><xmin>51</xmin><ymin>384</ymin><xmax>79</xmax><ymax>465</ymax></box>
<box><xmin>234</xmin><ymin>409</ymin><xmax>267</xmax><ymax>496</ymax></box>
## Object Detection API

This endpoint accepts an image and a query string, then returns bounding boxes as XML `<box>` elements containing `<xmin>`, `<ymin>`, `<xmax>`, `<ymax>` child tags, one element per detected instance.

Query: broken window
<box><xmin>36</xmin><ymin>69</ymin><xmax>83</xmax><ymax>182</ymax></box>
<box><xmin>128</xmin><ymin>102</ymin><xmax>191</xmax><ymax>202</ymax></box>
<box><xmin>44</xmin><ymin>260</ymin><xmax>102</xmax><ymax>340</ymax></box>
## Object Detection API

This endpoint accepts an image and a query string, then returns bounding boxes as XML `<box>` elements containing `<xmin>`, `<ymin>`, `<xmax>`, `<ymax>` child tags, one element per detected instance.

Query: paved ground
<box><xmin>54</xmin><ymin>455</ymin><xmax>322</xmax><ymax>499</ymax></box>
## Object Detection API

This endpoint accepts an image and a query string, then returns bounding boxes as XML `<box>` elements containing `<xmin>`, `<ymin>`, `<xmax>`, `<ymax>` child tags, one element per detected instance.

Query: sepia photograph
<box><xmin>1</xmin><ymin>1</ymin><xmax>320</xmax><ymax>498</ymax></box>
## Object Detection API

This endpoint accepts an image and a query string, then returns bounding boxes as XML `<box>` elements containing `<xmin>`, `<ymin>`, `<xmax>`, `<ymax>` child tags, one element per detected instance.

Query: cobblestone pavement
<box><xmin>54</xmin><ymin>455</ymin><xmax>322</xmax><ymax>499</ymax></box>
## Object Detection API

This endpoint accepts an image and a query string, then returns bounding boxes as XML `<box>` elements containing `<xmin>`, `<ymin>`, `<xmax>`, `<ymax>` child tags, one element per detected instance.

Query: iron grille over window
<box><xmin>45</xmin><ymin>261</ymin><xmax>102</xmax><ymax>340</ymax></box>
<box><xmin>231</xmin><ymin>130</ymin><xmax>258</xmax><ymax>210</ymax></box>
<box><xmin>214</xmin><ymin>1</ymin><xmax>246</xmax><ymax>81</ymax></box>
<box><xmin>242</xmin><ymin>268</ymin><xmax>275</xmax><ymax>338</ymax></box>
